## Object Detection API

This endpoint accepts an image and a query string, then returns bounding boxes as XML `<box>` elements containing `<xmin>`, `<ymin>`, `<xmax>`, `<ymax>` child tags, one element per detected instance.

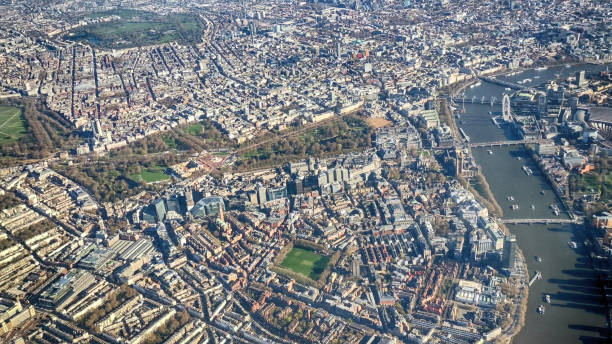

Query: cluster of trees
<box><xmin>0</xmin><ymin>100</ymin><xmax>79</xmax><ymax>165</ymax></box>
<box><xmin>54</xmin><ymin>153</ymin><xmax>181</xmax><ymax>201</ymax></box>
<box><xmin>0</xmin><ymin>239</ymin><xmax>15</xmax><ymax>251</ymax></box>
<box><xmin>143</xmin><ymin>310</ymin><xmax>190</xmax><ymax>344</ymax></box>
<box><xmin>273</xmin><ymin>241</ymin><xmax>294</xmax><ymax>266</ymax></box>
<box><xmin>424</xmin><ymin>171</ymin><xmax>447</xmax><ymax>186</ymax></box>
<box><xmin>437</xmin><ymin>99</ymin><xmax>459</xmax><ymax>136</ymax></box>
<box><xmin>235</xmin><ymin>116</ymin><xmax>374</xmax><ymax>171</ymax></box>
<box><xmin>457</xmin><ymin>174</ymin><xmax>504</xmax><ymax>217</ymax></box>
<box><xmin>569</xmin><ymin>153</ymin><xmax>611</xmax><ymax>202</ymax></box>
<box><xmin>118</xmin><ymin>120</ymin><xmax>235</xmax><ymax>157</ymax></box>
<box><xmin>432</xmin><ymin>216</ymin><xmax>451</xmax><ymax>236</ymax></box>
<box><xmin>317</xmin><ymin>250</ymin><xmax>341</xmax><ymax>286</ymax></box>
<box><xmin>272</xmin><ymin>265</ymin><xmax>322</xmax><ymax>289</ymax></box>
<box><xmin>16</xmin><ymin>219</ymin><xmax>55</xmax><ymax>241</ymax></box>
<box><xmin>0</xmin><ymin>192</ymin><xmax>20</xmax><ymax>210</ymax></box>
<box><xmin>79</xmin><ymin>285</ymin><xmax>139</xmax><ymax>330</ymax></box>
<box><xmin>294</xmin><ymin>239</ymin><xmax>328</xmax><ymax>255</ymax></box>
<box><xmin>499</xmin><ymin>281</ymin><xmax>520</xmax><ymax>298</ymax></box>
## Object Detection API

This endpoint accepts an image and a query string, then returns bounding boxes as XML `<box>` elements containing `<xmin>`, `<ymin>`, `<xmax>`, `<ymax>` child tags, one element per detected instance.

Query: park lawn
<box><xmin>573</xmin><ymin>171</ymin><xmax>612</xmax><ymax>202</ymax></box>
<box><xmin>0</xmin><ymin>106</ymin><xmax>26</xmax><ymax>145</ymax></box>
<box><xmin>130</xmin><ymin>166</ymin><xmax>170</xmax><ymax>183</ymax></box>
<box><xmin>183</xmin><ymin>123</ymin><xmax>203</xmax><ymax>136</ymax></box>
<box><xmin>241</xmin><ymin>149</ymin><xmax>263</xmax><ymax>159</ymax></box>
<box><xmin>576</xmin><ymin>172</ymin><xmax>605</xmax><ymax>192</ymax></box>
<box><xmin>280</xmin><ymin>247</ymin><xmax>330</xmax><ymax>280</ymax></box>
<box><xmin>67</xmin><ymin>11</ymin><xmax>203</xmax><ymax>49</ymax></box>
<box><xmin>87</xmin><ymin>9</ymin><xmax>144</xmax><ymax>19</ymax></box>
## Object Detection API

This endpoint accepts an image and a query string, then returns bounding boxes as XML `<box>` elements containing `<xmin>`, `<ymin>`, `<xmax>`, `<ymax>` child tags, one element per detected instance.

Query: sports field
<box><xmin>0</xmin><ymin>106</ymin><xmax>26</xmax><ymax>145</ymax></box>
<box><xmin>280</xmin><ymin>247</ymin><xmax>330</xmax><ymax>280</ymax></box>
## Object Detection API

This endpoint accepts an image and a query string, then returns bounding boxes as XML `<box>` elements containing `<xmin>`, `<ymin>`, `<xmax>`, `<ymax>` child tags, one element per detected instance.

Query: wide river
<box><xmin>458</xmin><ymin>63</ymin><xmax>611</xmax><ymax>343</ymax></box>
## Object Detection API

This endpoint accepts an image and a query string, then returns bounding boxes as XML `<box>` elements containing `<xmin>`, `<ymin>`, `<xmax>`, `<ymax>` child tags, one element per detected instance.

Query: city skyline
<box><xmin>0</xmin><ymin>0</ymin><xmax>611</xmax><ymax>343</ymax></box>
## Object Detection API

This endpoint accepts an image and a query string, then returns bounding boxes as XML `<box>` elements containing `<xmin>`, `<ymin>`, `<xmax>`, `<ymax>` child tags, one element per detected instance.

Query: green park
<box><xmin>130</xmin><ymin>165</ymin><xmax>170</xmax><ymax>183</ymax></box>
<box><xmin>280</xmin><ymin>246</ymin><xmax>331</xmax><ymax>280</ymax></box>
<box><xmin>0</xmin><ymin>106</ymin><xmax>26</xmax><ymax>145</ymax></box>
<box><xmin>66</xmin><ymin>10</ymin><xmax>204</xmax><ymax>49</ymax></box>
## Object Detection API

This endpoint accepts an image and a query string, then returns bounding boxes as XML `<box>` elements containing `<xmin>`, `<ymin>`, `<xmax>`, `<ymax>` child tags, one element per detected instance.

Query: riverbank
<box><xmin>524</xmin><ymin>144</ymin><xmax>576</xmax><ymax>218</ymax></box>
<box><xmin>437</xmin><ymin>97</ymin><xmax>461</xmax><ymax>139</ymax></box>
<box><xmin>438</xmin><ymin>83</ymin><xmax>506</xmax><ymax>218</ymax></box>
<box><xmin>448</xmin><ymin>61</ymin><xmax>611</xmax><ymax>343</ymax></box>
<box><xmin>510</xmin><ymin>245</ymin><xmax>529</xmax><ymax>344</ymax></box>
<box><xmin>447</xmin><ymin>58</ymin><xmax>612</xmax><ymax>98</ymax></box>
<box><xmin>456</xmin><ymin>173</ymin><xmax>504</xmax><ymax>218</ymax></box>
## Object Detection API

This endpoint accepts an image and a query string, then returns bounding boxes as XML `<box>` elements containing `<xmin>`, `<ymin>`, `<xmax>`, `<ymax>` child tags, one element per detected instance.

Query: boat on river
<box><xmin>550</xmin><ymin>204</ymin><xmax>560</xmax><ymax>215</ymax></box>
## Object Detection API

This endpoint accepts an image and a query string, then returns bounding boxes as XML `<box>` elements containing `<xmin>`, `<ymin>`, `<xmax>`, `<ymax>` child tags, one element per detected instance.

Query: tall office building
<box><xmin>190</xmin><ymin>196</ymin><xmax>225</xmax><ymax>218</ymax></box>
<box><xmin>502</xmin><ymin>235</ymin><xmax>517</xmax><ymax>270</ymax></box>
<box><xmin>575</xmin><ymin>70</ymin><xmax>586</xmax><ymax>87</ymax></box>
<box><xmin>266</xmin><ymin>186</ymin><xmax>287</xmax><ymax>202</ymax></box>
<box><xmin>153</xmin><ymin>200</ymin><xmax>166</xmax><ymax>222</ymax></box>
<box><xmin>454</xmin><ymin>148</ymin><xmax>463</xmax><ymax>176</ymax></box>
<box><xmin>537</xmin><ymin>93</ymin><xmax>547</xmax><ymax>117</ymax></box>
<box><xmin>257</xmin><ymin>186</ymin><xmax>267</xmax><ymax>205</ymax></box>
<box><xmin>185</xmin><ymin>188</ymin><xmax>194</xmax><ymax>211</ymax></box>
<box><xmin>287</xmin><ymin>179</ymin><xmax>304</xmax><ymax>195</ymax></box>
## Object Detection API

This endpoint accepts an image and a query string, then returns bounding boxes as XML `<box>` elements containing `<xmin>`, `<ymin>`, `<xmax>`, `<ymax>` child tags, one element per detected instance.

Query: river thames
<box><xmin>457</xmin><ymin>63</ymin><xmax>611</xmax><ymax>343</ymax></box>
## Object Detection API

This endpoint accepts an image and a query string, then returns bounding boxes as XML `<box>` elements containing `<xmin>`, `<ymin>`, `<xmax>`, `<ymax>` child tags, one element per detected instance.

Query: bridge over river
<box><xmin>499</xmin><ymin>218</ymin><xmax>583</xmax><ymax>225</ymax></box>
<box><xmin>435</xmin><ymin>139</ymin><xmax>551</xmax><ymax>150</ymax></box>
<box><xmin>467</xmin><ymin>139</ymin><xmax>549</xmax><ymax>148</ymax></box>
<box><xmin>479</xmin><ymin>76</ymin><xmax>533</xmax><ymax>91</ymax></box>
